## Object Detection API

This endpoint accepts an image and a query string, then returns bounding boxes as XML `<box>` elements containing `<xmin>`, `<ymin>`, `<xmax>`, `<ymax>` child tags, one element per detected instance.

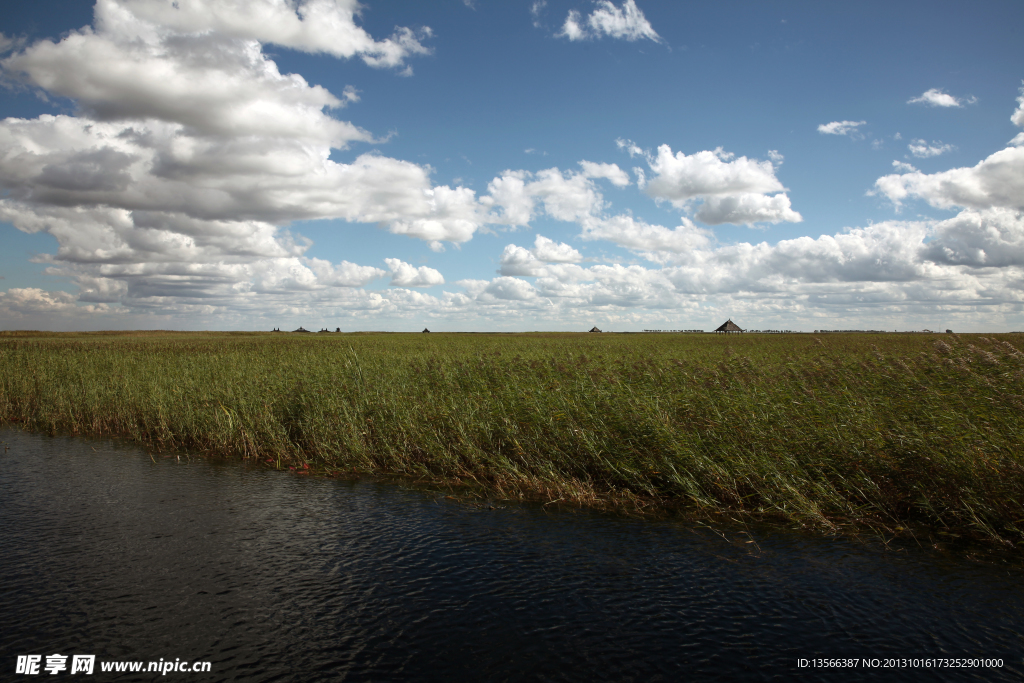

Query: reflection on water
<box><xmin>1</xmin><ymin>428</ymin><xmax>1022</xmax><ymax>682</ymax></box>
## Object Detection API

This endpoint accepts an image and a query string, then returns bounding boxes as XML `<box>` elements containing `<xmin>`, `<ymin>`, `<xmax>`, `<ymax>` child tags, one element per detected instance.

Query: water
<box><xmin>0</xmin><ymin>428</ymin><xmax>1021</xmax><ymax>682</ymax></box>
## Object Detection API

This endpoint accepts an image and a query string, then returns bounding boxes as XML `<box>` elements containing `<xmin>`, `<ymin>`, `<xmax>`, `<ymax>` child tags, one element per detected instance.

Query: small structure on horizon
<box><xmin>422</xmin><ymin>328</ymin><xmax>430</xmax><ymax>333</ymax></box>
<box><xmin>715</xmin><ymin>319</ymin><xmax>744</xmax><ymax>334</ymax></box>
<box><xmin>336</xmin><ymin>327</ymin><xmax>341</xmax><ymax>333</ymax></box>
<box><xmin>293</xmin><ymin>326</ymin><xmax>311</xmax><ymax>333</ymax></box>
<box><xmin>589</xmin><ymin>326</ymin><xmax>602</xmax><ymax>333</ymax></box>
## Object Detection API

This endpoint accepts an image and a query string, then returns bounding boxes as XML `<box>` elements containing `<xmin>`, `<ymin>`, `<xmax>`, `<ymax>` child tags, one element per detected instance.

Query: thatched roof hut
<box><xmin>293</xmin><ymin>326</ymin><xmax>311</xmax><ymax>333</ymax></box>
<box><xmin>714</xmin><ymin>319</ymin><xmax>743</xmax><ymax>334</ymax></box>
<box><xmin>422</xmin><ymin>328</ymin><xmax>430</xmax><ymax>333</ymax></box>
<box><xmin>589</xmin><ymin>326</ymin><xmax>602</xmax><ymax>333</ymax></box>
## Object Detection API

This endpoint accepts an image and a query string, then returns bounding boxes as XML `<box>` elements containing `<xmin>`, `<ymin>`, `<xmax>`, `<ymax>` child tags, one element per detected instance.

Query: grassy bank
<box><xmin>1</xmin><ymin>330</ymin><xmax>1022</xmax><ymax>545</ymax></box>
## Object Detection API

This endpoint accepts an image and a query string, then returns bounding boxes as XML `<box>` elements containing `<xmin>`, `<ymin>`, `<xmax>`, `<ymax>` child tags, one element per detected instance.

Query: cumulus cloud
<box><xmin>872</xmin><ymin>92</ymin><xmax>1024</xmax><ymax>212</ymax></box>
<box><xmin>874</xmin><ymin>146</ymin><xmax>1024</xmax><ymax>211</ymax></box>
<box><xmin>1013</xmin><ymin>84</ymin><xmax>1024</xmax><ymax>127</ymax></box>
<box><xmin>907</xmin><ymin>139</ymin><xmax>955</xmax><ymax>158</ymax></box>
<box><xmin>578</xmin><ymin>160</ymin><xmax>630</xmax><ymax>187</ymax></box>
<box><xmin>104</xmin><ymin>0</ymin><xmax>431</xmax><ymax>69</ymax></box>
<box><xmin>645</xmin><ymin>146</ymin><xmax>783</xmax><ymax>201</ymax></box>
<box><xmin>483</xmin><ymin>166</ymin><xmax>606</xmax><ymax>227</ymax></box>
<box><xmin>462</xmin><ymin>210</ymin><xmax>1024</xmax><ymax>330</ymax></box>
<box><xmin>580</xmin><ymin>214</ymin><xmax>712</xmax><ymax>256</ymax></box>
<box><xmin>921</xmin><ymin>208</ymin><xmax>1024</xmax><ymax>268</ymax></box>
<box><xmin>385</xmin><ymin>258</ymin><xmax>445</xmax><ymax>287</ymax></box>
<box><xmin>0</xmin><ymin>0</ymin><xmax>488</xmax><ymax>318</ymax></box>
<box><xmin>498</xmin><ymin>235</ymin><xmax>584</xmax><ymax>277</ymax></box>
<box><xmin>3</xmin><ymin>3</ymin><xmax>1022</xmax><ymax>331</ymax></box>
<box><xmin>532</xmin><ymin>235</ymin><xmax>583</xmax><ymax>263</ymax></box>
<box><xmin>642</xmin><ymin>145</ymin><xmax>802</xmax><ymax>225</ymax></box>
<box><xmin>558</xmin><ymin>0</ymin><xmax>661</xmax><ymax>43</ymax></box>
<box><xmin>817</xmin><ymin>120</ymin><xmax>867</xmax><ymax>136</ymax></box>
<box><xmin>908</xmin><ymin>88</ymin><xmax>976</xmax><ymax>108</ymax></box>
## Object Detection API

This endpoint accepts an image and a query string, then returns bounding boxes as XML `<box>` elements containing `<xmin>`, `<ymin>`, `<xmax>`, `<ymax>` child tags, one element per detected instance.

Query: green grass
<box><xmin>1</xmin><ymin>330</ymin><xmax>1022</xmax><ymax>545</ymax></box>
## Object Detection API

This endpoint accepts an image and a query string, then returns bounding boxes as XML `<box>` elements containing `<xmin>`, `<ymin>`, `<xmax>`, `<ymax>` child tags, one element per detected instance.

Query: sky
<box><xmin>0</xmin><ymin>0</ymin><xmax>1022</xmax><ymax>332</ymax></box>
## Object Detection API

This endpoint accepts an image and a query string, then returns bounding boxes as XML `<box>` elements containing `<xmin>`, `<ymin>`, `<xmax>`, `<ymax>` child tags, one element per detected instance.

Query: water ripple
<box><xmin>0</xmin><ymin>428</ymin><xmax>1021</xmax><ymax>682</ymax></box>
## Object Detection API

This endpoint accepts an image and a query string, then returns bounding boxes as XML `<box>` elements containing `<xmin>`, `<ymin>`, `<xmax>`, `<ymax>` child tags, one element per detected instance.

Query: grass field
<box><xmin>1</xmin><ymin>330</ymin><xmax>1022</xmax><ymax>546</ymax></box>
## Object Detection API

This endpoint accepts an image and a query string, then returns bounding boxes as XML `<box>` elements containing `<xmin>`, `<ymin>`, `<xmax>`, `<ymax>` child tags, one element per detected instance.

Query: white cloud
<box><xmin>907</xmin><ymin>88</ymin><xmax>975</xmax><ymax>108</ymax></box>
<box><xmin>2</xmin><ymin>6</ymin><xmax>1022</xmax><ymax>332</ymax></box>
<box><xmin>462</xmin><ymin>209</ymin><xmax>1024</xmax><ymax>331</ymax></box>
<box><xmin>873</xmin><ymin>146</ymin><xmax>1024</xmax><ymax>211</ymax></box>
<box><xmin>694</xmin><ymin>192</ymin><xmax>801</xmax><ymax>226</ymax></box>
<box><xmin>872</xmin><ymin>93</ymin><xmax>1023</xmax><ymax>211</ymax></box>
<box><xmin>0</xmin><ymin>0</ymin><xmax>482</xmax><ymax>318</ymax></box>
<box><xmin>579</xmin><ymin>214</ymin><xmax>712</xmax><ymax>255</ymax></box>
<box><xmin>615</xmin><ymin>137</ymin><xmax>645</xmax><ymax>158</ymax></box>
<box><xmin>385</xmin><ymin>258</ymin><xmax>445</xmax><ymax>287</ymax></box>
<box><xmin>643</xmin><ymin>145</ymin><xmax>801</xmax><ymax>225</ymax></box>
<box><xmin>483</xmin><ymin>166</ymin><xmax>606</xmax><ymax>227</ymax></box>
<box><xmin>0</xmin><ymin>287</ymin><xmax>89</xmax><ymax>314</ymax></box>
<box><xmin>498</xmin><ymin>236</ymin><xmax>584</xmax><ymax>277</ymax></box>
<box><xmin>532</xmin><ymin>235</ymin><xmax>583</xmax><ymax>263</ymax></box>
<box><xmin>922</xmin><ymin>208</ymin><xmax>1024</xmax><ymax>268</ymax></box>
<box><xmin>2</xmin><ymin>16</ymin><xmax>372</xmax><ymax>145</ymax></box>
<box><xmin>892</xmin><ymin>160</ymin><xmax>917</xmax><ymax>173</ymax></box>
<box><xmin>559</xmin><ymin>9</ymin><xmax>588</xmax><ymax>41</ymax></box>
<box><xmin>497</xmin><ymin>244</ymin><xmax>538</xmax><ymax>276</ymax></box>
<box><xmin>817</xmin><ymin>120</ymin><xmax>867</xmax><ymax>136</ymax></box>
<box><xmin>645</xmin><ymin>146</ymin><xmax>783</xmax><ymax>201</ymax></box>
<box><xmin>557</xmin><ymin>0</ymin><xmax>661</xmax><ymax>43</ymax></box>
<box><xmin>578</xmin><ymin>160</ymin><xmax>630</xmax><ymax>187</ymax></box>
<box><xmin>1012</xmin><ymin>83</ymin><xmax>1024</xmax><ymax>128</ymax></box>
<box><xmin>105</xmin><ymin>0</ymin><xmax>431</xmax><ymax>69</ymax></box>
<box><xmin>307</xmin><ymin>258</ymin><xmax>386</xmax><ymax>287</ymax></box>
<box><xmin>460</xmin><ymin>276</ymin><xmax>539</xmax><ymax>302</ymax></box>
<box><xmin>530</xmin><ymin>1</ymin><xmax>547</xmax><ymax>28</ymax></box>
<box><xmin>907</xmin><ymin>139</ymin><xmax>955</xmax><ymax>158</ymax></box>
<box><xmin>0</xmin><ymin>32</ymin><xmax>26</xmax><ymax>55</ymax></box>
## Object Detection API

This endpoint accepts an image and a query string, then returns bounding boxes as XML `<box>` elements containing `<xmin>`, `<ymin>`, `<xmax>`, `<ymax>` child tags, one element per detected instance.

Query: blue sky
<box><xmin>1</xmin><ymin>0</ymin><xmax>1022</xmax><ymax>331</ymax></box>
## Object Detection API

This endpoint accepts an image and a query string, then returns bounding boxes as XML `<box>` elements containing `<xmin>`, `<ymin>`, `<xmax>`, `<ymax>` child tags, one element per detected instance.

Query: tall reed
<box><xmin>1</xmin><ymin>331</ymin><xmax>1021</xmax><ymax>544</ymax></box>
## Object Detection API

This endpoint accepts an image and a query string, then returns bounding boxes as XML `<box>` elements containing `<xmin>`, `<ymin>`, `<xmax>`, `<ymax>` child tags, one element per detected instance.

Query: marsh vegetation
<box><xmin>1</xmin><ymin>330</ymin><xmax>1021</xmax><ymax>546</ymax></box>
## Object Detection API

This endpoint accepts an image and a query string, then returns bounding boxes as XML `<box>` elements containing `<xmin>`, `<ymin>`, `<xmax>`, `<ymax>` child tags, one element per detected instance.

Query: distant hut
<box><xmin>293</xmin><ymin>326</ymin><xmax>311</xmax><ymax>333</ymax></box>
<box><xmin>589</xmin><ymin>326</ymin><xmax>602</xmax><ymax>333</ymax></box>
<box><xmin>714</xmin><ymin>319</ymin><xmax>744</xmax><ymax>334</ymax></box>
<box><xmin>336</xmin><ymin>327</ymin><xmax>341</xmax><ymax>333</ymax></box>
<box><xmin>422</xmin><ymin>328</ymin><xmax>431</xmax><ymax>333</ymax></box>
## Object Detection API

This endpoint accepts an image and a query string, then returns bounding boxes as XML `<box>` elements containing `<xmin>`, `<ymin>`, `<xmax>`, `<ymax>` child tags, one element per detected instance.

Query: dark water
<box><xmin>0</xmin><ymin>429</ymin><xmax>1021</xmax><ymax>682</ymax></box>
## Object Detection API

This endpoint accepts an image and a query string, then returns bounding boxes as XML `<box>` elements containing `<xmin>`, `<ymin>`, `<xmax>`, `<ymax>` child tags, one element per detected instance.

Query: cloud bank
<box><xmin>0</xmin><ymin>1</ymin><xmax>1021</xmax><ymax>332</ymax></box>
